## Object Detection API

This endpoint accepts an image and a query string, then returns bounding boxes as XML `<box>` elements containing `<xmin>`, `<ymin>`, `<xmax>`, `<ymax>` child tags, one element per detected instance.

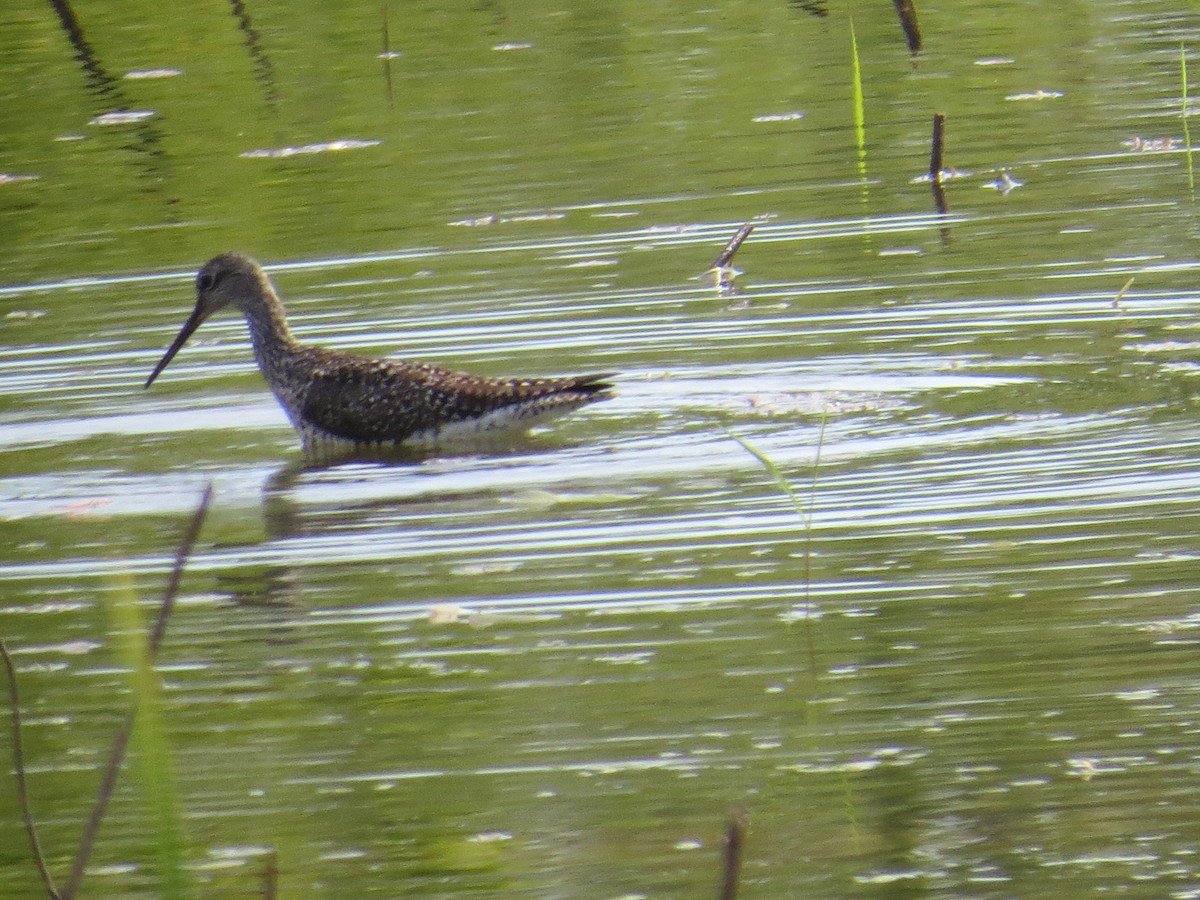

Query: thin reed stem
<box><xmin>1182</xmin><ymin>44</ymin><xmax>1194</xmax><ymax>199</ymax></box>
<box><xmin>2</xmin><ymin>639</ymin><xmax>61</xmax><ymax>899</ymax></box>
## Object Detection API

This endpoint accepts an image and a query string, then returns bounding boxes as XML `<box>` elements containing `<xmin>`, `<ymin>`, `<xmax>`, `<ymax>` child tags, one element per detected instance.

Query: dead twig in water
<box><xmin>60</xmin><ymin>483</ymin><xmax>214</xmax><ymax>900</ymax></box>
<box><xmin>1</xmin><ymin>639</ymin><xmax>61</xmax><ymax>900</ymax></box>
<box><xmin>709</xmin><ymin>223</ymin><xmax>755</xmax><ymax>271</ymax></box>
<box><xmin>705</xmin><ymin>223</ymin><xmax>755</xmax><ymax>293</ymax></box>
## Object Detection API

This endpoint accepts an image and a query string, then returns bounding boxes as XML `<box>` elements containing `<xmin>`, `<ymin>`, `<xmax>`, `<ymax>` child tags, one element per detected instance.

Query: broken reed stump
<box><xmin>719</xmin><ymin>809</ymin><xmax>747</xmax><ymax>900</ymax></box>
<box><xmin>709</xmin><ymin>222</ymin><xmax>755</xmax><ymax>272</ymax></box>
<box><xmin>261</xmin><ymin>849</ymin><xmax>279</xmax><ymax>899</ymax></box>
<box><xmin>929</xmin><ymin>112</ymin><xmax>945</xmax><ymax>182</ymax></box>
<box><xmin>893</xmin><ymin>0</ymin><xmax>922</xmax><ymax>55</ymax></box>
<box><xmin>705</xmin><ymin>222</ymin><xmax>755</xmax><ymax>294</ymax></box>
<box><xmin>929</xmin><ymin>113</ymin><xmax>948</xmax><ymax>216</ymax></box>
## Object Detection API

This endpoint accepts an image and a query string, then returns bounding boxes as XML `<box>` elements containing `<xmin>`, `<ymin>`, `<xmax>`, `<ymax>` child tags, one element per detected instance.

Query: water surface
<box><xmin>3</xmin><ymin>1</ymin><xmax>1200</xmax><ymax>896</ymax></box>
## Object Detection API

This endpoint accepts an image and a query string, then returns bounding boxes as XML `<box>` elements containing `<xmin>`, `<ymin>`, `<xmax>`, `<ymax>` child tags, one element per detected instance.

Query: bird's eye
<box><xmin>197</xmin><ymin>271</ymin><xmax>216</xmax><ymax>292</ymax></box>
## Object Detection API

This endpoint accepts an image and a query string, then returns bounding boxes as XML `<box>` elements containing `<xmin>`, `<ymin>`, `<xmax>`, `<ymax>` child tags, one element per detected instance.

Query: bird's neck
<box><xmin>243</xmin><ymin>286</ymin><xmax>299</xmax><ymax>366</ymax></box>
<box><xmin>238</xmin><ymin>285</ymin><xmax>314</xmax><ymax>429</ymax></box>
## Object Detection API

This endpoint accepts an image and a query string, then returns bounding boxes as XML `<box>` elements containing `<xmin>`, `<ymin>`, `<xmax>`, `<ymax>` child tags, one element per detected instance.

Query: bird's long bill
<box><xmin>144</xmin><ymin>305</ymin><xmax>206</xmax><ymax>388</ymax></box>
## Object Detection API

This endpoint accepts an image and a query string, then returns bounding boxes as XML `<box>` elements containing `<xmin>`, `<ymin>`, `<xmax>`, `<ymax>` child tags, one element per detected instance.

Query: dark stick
<box><xmin>261</xmin><ymin>849</ymin><xmax>278</xmax><ymax>899</ymax></box>
<box><xmin>61</xmin><ymin>483</ymin><xmax>214</xmax><ymax>900</ymax></box>
<box><xmin>1</xmin><ymin>639</ymin><xmax>62</xmax><ymax>900</ymax></box>
<box><xmin>719</xmin><ymin>809</ymin><xmax>747</xmax><ymax>900</ymax></box>
<box><xmin>931</xmin><ymin>179</ymin><xmax>949</xmax><ymax>216</ymax></box>
<box><xmin>709</xmin><ymin>223</ymin><xmax>755</xmax><ymax>271</ymax></box>
<box><xmin>929</xmin><ymin>113</ymin><xmax>945</xmax><ymax>183</ymax></box>
<box><xmin>892</xmin><ymin>0</ymin><xmax>922</xmax><ymax>55</ymax></box>
<box><xmin>930</xmin><ymin>113</ymin><xmax>949</xmax><ymax>217</ymax></box>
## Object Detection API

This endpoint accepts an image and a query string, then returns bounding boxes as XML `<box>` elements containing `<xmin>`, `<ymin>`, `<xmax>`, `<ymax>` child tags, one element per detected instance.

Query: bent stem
<box><xmin>1</xmin><ymin>638</ymin><xmax>61</xmax><ymax>899</ymax></box>
<box><xmin>61</xmin><ymin>484</ymin><xmax>213</xmax><ymax>900</ymax></box>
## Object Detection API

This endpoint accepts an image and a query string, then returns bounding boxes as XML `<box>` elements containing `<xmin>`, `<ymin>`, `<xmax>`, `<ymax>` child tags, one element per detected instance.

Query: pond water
<box><xmin>3</xmin><ymin>0</ymin><xmax>1200</xmax><ymax>897</ymax></box>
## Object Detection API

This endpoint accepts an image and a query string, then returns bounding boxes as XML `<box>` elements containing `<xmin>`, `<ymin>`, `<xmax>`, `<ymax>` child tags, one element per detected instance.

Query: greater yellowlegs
<box><xmin>144</xmin><ymin>252</ymin><xmax>614</xmax><ymax>456</ymax></box>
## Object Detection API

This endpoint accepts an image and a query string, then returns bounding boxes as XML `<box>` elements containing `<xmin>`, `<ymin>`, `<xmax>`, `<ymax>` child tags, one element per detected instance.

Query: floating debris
<box><xmin>1126</xmin><ymin>340</ymin><xmax>1200</xmax><ymax>353</ymax></box>
<box><xmin>974</xmin><ymin>57</ymin><xmax>1015</xmax><ymax>66</ymax></box>
<box><xmin>560</xmin><ymin>258</ymin><xmax>618</xmax><ymax>270</ymax></box>
<box><xmin>752</xmin><ymin>111</ymin><xmax>804</xmax><ymax>123</ymax></box>
<box><xmin>83</xmin><ymin>864</ymin><xmax>138</xmax><ymax>877</ymax></box>
<box><xmin>467</xmin><ymin>831</ymin><xmax>513</xmax><ymax>844</ymax></box>
<box><xmin>448</xmin><ymin>212</ymin><xmax>565</xmax><ymax>226</ymax></box>
<box><xmin>11</xmin><ymin>640</ymin><xmax>100</xmax><ymax>656</ymax></box>
<box><xmin>61</xmin><ymin>497</ymin><xmax>112</xmax><ymax>520</ymax></box>
<box><xmin>450</xmin><ymin>560</ymin><xmax>519</xmax><ymax>577</ymax></box>
<box><xmin>124</xmin><ymin>68</ymin><xmax>183</xmax><ymax>79</ymax></box>
<box><xmin>1122</xmin><ymin>136</ymin><xmax>1182</xmax><ymax>152</ymax></box>
<box><xmin>5</xmin><ymin>309</ymin><xmax>46</xmax><ymax>319</ymax></box>
<box><xmin>0</xmin><ymin>174</ymin><xmax>38</xmax><ymax>185</ymax></box>
<box><xmin>910</xmin><ymin>167</ymin><xmax>970</xmax><ymax>184</ymax></box>
<box><xmin>780</xmin><ymin>604</ymin><xmax>824</xmax><ymax>622</ymax></box>
<box><xmin>239</xmin><ymin>139</ymin><xmax>381</xmax><ymax>159</ymax></box>
<box><xmin>428</xmin><ymin>603</ymin><xmax>475</xmax><ymax>624</ymax></box>
<box><xmin>982</xmin><ymin>171</ymin><xmax>1024</xmax><ymax>193</ymax></box>
<box><xmin>317</xmin><ymin>849</ymin><xmax>367</xmax><ymax>862</ymax></box>
<box><xmin>378</xmin><ymin>51</ymin><xmax>402</xmax><ymax>59</ymax></box>
<box><xmin>1005</xmin><ymin>89</ymin><xmax>1064</xmax><ymax>101</ymax></box>
<box><xmin>54</xmin><ymin>134</ymin><xmax>86</xmax><ymax>142</ymax></box>
<box><xmin>493</xmin><ymin>42</ymin><xmax>532</xmax><ymax>51</ymax></box>
<box><xmin>746</xmin><ymin>391</ymin><xmax>905</xmax><ymax>416</ymax></box>
<box><xmin>89</xmin><ymin>109</ymin><xmax>156</xmax><ymax>126</ymax></box>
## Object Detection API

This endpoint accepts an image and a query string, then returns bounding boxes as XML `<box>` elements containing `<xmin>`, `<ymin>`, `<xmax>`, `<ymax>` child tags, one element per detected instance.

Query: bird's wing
<box><xmin>298</xmin><ymin>351</ymin><xmax>612</xmax><ymax>444</ymax></box>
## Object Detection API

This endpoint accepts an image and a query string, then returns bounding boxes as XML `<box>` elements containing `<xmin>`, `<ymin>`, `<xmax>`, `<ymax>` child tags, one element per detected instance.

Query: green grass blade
<box><xmin>1183</xmin><ymin>44</ymin><xmax>1195</xmax><ymax>199</ymax></box>
<box><xmin>727</xmin><ymin>431</ymin><xmax>807</xmax><ymax>519</ymax></box>
<box><xmin>727</xmin><ymin>416</ymin><xmax>827</xmax><ymax>605</ymax></box>
<box><xmin>1113</xmin><ymin>276</ymin><xmax>1135</xmax><ymax>311</ymax></box>
<box><xmin>850</xmin><ymin>18</ymin><xmax>866</xmax><ymax>177</ymax></box>
<box><xmin>728</xmin><ymin>417</ymin><xmax>859</xmax><ymax>844</ymax></box>
<box><xmin>108</xmin><ymin>576</ymin><xmax>190</xmax><ymax>899</ymax></box>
